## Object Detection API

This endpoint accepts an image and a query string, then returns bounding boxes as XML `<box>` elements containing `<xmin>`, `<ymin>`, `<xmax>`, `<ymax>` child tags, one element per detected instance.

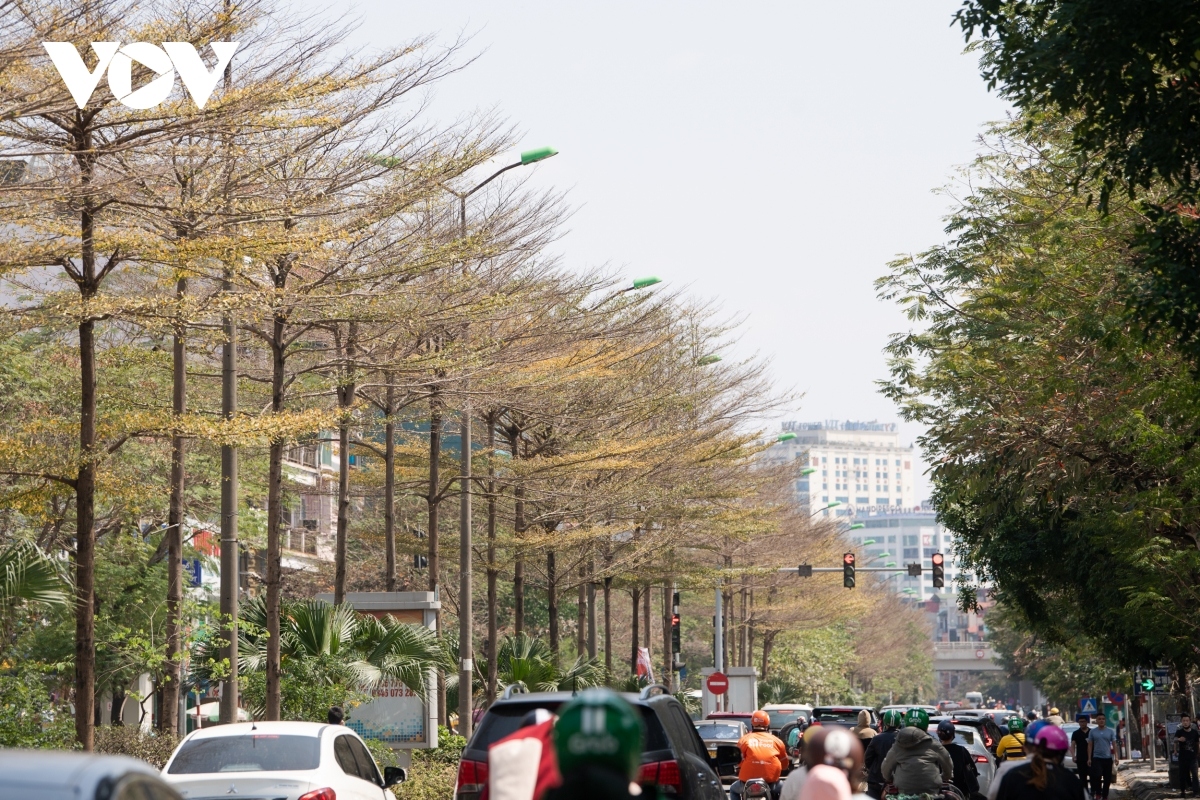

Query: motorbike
<box><xmin>741</xmin><ymin>777</ymin><xmax>776</xmax><ymax>800</ymax></box>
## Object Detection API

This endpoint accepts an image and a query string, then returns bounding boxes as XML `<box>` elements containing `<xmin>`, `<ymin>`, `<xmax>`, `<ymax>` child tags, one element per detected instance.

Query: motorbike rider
<box><xmin>544</xmin><ymin>689</ymin><xmax>643</xmax><ymax>800</ymax></box>
<box><xmin>936</xmin><ymin>720</ymin><xmax>979</xmax><ymax>800</ymax></box>
<box><xmin>731</xmin><ymin>710</ymin><xmax>790</xmax><ymax>800</ymax></box>
<box><xmin>881</xmin><ymin>708</ymin><xmax>952</xmax><ymax>797</ymax></box>
<box><xmin>994</xmin><ymin>723</ymin><xmax>1085</xmax><ymax>800</ymax></box>
<box><xmin>782</xmin><ymin>724</ymin><xmax>828</xmax><ymax>800</ymax></box>
<box><xmin>987</xmin><ymin>721</ymin><xmax>1045</xmax><ymax>800</ymax></box>
<box><xmin>865</xmin><ymin>710</ymin><xmax>905</xmax><ymax>799</ymax></box>
<box><xmin>996</xmin><ymin>718</ymin><xmax>1028</xmax><ymax>763</ymax></box>
<box><xmin>798</xmin><ymin>728</ymin><xmax>869</xmax><ymax>800</ymax></box>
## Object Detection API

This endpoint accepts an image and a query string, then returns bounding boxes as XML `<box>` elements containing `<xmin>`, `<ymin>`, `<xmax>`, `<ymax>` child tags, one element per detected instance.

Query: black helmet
<box><xmin>936</xmin><ymin>720</ymin><xmax>956</xmax><ymax>740</ymax></box>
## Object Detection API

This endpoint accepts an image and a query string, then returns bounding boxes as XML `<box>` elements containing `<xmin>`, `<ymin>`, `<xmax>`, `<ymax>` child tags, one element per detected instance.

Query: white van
<box><xmin>964</xmin><ymin>691</ymin><xmax>984</xmax><ymax>709</ymax></box>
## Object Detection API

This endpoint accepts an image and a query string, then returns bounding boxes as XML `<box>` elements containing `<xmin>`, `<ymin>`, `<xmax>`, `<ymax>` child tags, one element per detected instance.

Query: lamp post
<box><xmin>811</xmin><ymin>500</ymin><xmax>841</xmax><ymax>518</ymax></box>
<box><xmin>453</xmin><ymin>146</ymin><xmax>557</xmax><ymax>739</ymax></box>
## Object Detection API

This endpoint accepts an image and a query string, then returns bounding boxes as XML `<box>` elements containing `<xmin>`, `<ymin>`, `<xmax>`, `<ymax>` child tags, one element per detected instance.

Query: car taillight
<box><xmin>456</xmin><ymin>758</ymin><xmax>489</xmax><ymax>794</ymax></box>
<box><xmin>639</xmin><ymin>760</ymin><xmax>682</xmax><ymax>794</ymax></box>
<box><xmin>298</xmin><ymin>789</ymin><xmax>336</xmax><ymax>800</ymax></box>
<box><xmin>975</xmin><ymin>755</ymin><xmax>989</xmax><ymax>763</ymax></box>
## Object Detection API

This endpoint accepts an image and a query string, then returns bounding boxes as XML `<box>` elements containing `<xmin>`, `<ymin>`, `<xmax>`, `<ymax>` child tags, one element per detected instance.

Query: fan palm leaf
<box><xmin>0</xmin><ymin>542</ymin><xmax>67</xmax><ymax>609</ymax></box>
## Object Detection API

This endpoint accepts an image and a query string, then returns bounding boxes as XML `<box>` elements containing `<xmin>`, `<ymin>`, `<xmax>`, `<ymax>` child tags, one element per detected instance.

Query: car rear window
<box><xmin>168</xmin><ymin>734</ymin><xmax>321</xmax><ymax>773</ymax></box>
<box><xmin>470</xmin><ymin>701</ymin><xmax>668</xmax><ymax>754</ymax></box>
<box><xmin>768</xmin><ymin>711</ymin><xmax>807</xmax><ymax>729</ymax></box>
<box><xmin>695</xmin><ymin>723</ymin><xmax>743</xmax><ymax>741</ymax></box>
<box><xmin>955</xmin><ymin>730</ymin><xmax>975</xmax><ymax>745</ymax></box>
<box><xmin>812</xmin><ymin>709</ymin><xmax>862</xmax><ymax>725</ymax></box>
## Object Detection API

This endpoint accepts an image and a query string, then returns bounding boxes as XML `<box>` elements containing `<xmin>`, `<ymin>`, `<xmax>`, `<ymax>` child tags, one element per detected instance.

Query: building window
<box><xmin>796</xmin><ymin>480</ymin><xmax>810</xmax><ymax>491</ymax></box>
<box><xmin>836</xmin><ymin>496</ymin><xmax>849</xmax><ymax>503</ymax></box>
<box><xmin>856</xmin><ymin>496</ymin><xmax>869</xmax><ymax>504</ymax></box>
<box><xmin>822</xmin><ymin>483</ymin><xmax>828</xmax><ymax>489</ymax></box>
<box><xmin>895</xmin><ymin>459</ymin><xmax>901</xmax><ymax>466</ymax></box>
<box><xmin>822</xmin><ymin>496</ymin><xmax>829</xmax><ymax>502</ymax></box>
<box><xmin>904</xmin><ymin>535</ymin><xmax>918</xmax><ymax>546</ymax></box>
<box><xmin>895</xmin><ymin>498</ymin><xmax>903</xmax><ymax>506</ymax></box>
<box><xmin>876</xmin><ymin>498</ymin><xmax>888</xmax><ymax>504</ymax></box>
<box><xmin>903</xmin><ymin>547</ymin><xmax>918</xmax><ymax>560</ymax></box>
<box><xmin>888</xmin><ymin>535</ymin><xmax>896</xmax><ymax>543</ymax></box>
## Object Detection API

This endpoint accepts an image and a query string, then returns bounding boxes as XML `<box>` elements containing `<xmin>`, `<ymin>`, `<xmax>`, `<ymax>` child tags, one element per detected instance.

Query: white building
<box><xmin>762</xmin><ymin>420</ymin><xmax>919</xmax><ymax>517</ymax></box>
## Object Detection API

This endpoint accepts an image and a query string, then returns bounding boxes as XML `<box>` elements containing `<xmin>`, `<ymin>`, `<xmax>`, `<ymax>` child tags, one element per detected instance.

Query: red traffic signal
<box><xmin>843</xmin><ymin>553</ymin><xmax>855</xmax><ymax>565</ymax></box>
<box><xmin>843</xmin><ymin>552</ymin><xmax>855</xmax><ymax>589</ymax></box>
<box><xmin>931</xmin><ymin>551</ymin><xmax>945</xmax><ymax>588</ymax></box>
<box><xmin>931</xmin><ymin>552</ymin><xmax>944</xmax><ymax>566</ymax></box>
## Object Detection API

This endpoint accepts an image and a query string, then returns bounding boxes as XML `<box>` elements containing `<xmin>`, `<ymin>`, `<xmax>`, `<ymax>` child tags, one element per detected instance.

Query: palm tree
<box><xmin>494</xmin><ymin>633</ymin><xmax>605</xmax><ymax>693</ymax></box>
<box><xmin>192</xmin><ymin>598</ymin><xmax>449</xmax><ymax>702</ymax></box>
<box><xmin>0</xmin><ymin>542</ymin><xmax>68</xmax><ymax>609</ymax></box>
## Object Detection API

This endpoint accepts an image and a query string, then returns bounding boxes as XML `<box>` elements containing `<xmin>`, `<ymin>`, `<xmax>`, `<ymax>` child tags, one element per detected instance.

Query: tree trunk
<box><xmin>334</xmin><ymin>322</ymin><xmax>357</xmax><ymax>605</ymax></box>
<box><xmin>747</xmin><ymin>588</ymin><xmax>755</xmax><ymax>672</ymax></box>
<box><xmin>661</xmin><ymin>585</ymin><xmax>672</xmax><ymax>691</ymax></box>
<box><xmin>427</xmin><ymin>393</ymin><xmax>444</xmax><ymax>726</ymax></box>
<box><xmin>548</xmin><ymin>549</ymin><xmax>559</xmax><ymax>663</ymax></box>
<box><xmin>162</xmin><ymin>276</ymin><xmax>186</xmax><ymax>735</ymax></box>
<box><xmin>384</xmin><ymin>381</ymin><xmax>396</xmax><ymax>592</ymax></box>
<box><xmin>576</xmin><ymin>565</ymin><xmax>586</xmax><ymax>658</ymax></box>
<box><xmin>508</xmin><ymin>427</ymin><xmax>524</xmax><ymax>634</ymax></box>
<box><xmin>485</xmin><ymin>414</ymin><xmax>498</xmax><ymax>704</ymax></box>
<box><xmin>631</xmin><ymin>585</ymin><xmax>640</xmax><ymax>675</ymax></box>
<box><xmin>760</xmin><ymin>630</ymin><xmax>777</xmax><ymax>681</ymax></box>
<box><xmin>587</xmin><ymin>560</ymin><xmax>597</xmax><ymax>660</ymax></box>
<box><xmin>74</xmin><ymin>167</ymin><xmax>98</xmax><ymax>749</ymax></box>
<box><xmin>264</xmin><ymin>312</ymin><xmax>286</xmax><ymax>721</ymax></box>
<box><xmin>603</xmin><ymin>576</ymin><xmax>612</xmax><ymax>676</ymax></box>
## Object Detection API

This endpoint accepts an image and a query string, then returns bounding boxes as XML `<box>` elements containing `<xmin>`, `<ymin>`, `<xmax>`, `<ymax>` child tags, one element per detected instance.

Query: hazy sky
<box><xmin>311</xmin><ymin>1</ymin><xmax>1010</xmax><ymax>497</ymax></box>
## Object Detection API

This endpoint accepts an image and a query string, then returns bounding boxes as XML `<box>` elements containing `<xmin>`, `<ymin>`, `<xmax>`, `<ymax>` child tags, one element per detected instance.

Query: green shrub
<box><xmin>94</xmin><ymin>725</ymin><xmax>180</xmax><ymax>769</ymax></box>
<box><xmin>394</xmin><ymin>726</ymin><xmax>466</xmax><ymax>800</ymax></box>
<box><xmin>0</xmin><ymin>668</ymin><xmax>74</xmax><ymax>749</ymax></box>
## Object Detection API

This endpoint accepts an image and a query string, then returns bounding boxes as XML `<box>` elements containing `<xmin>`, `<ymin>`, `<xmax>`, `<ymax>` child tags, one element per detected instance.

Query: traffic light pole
<box><xmin>778</xmin><ymin>566</ymin><xmax>919</xmax><ymax>573</ymax></box>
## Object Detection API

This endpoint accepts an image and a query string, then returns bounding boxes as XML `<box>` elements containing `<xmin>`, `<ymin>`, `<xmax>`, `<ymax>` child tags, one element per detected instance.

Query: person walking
<box><xmin>1175</xmin><ymin>713</ymin><xmax>1200</xmax><ymax>798</ymax></box>
<box><xmin>1087</xmin><ymin>713</ymin><xmax>1118</xmax><ymax>800</ymax></box>
<box><xmin>1069</xmin><ymin>716</ymin><xmax>1090</xmax><ymax>786</ymax></box>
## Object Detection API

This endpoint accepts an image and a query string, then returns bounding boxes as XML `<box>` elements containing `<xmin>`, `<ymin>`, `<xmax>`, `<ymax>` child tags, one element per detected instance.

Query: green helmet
<box><xmin>1007</xmin><ymin>717</ymin><xmax>1026</xmax><ymax>734</ymax></box>
<box><xmin>904</xmin><ymin>708</ymin><xmax>929</xmax><ymax>731</ymax></box>
<box><xmin>882</xmin><ymin>709</ymin><xmax>904</xmax><ymax>729</ymax></box>
<box><xmin>553</xmin><ymin>689</ymin><xmax>643</xmax><ymax>779</ymax></box>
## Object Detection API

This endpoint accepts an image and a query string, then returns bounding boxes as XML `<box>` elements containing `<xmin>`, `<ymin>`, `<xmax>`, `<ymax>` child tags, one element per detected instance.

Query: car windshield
<box><xmin>812</xmin><ymin>709</ymin><xmax>862</xmax><ymax>725</ymax></box>
<box><xmin>768</xmin><ymin>711</ymin><xmax>807</xmax><ymax>729</ymax></box>
<box><xmin>168</xmin><ymin>734</ymin><xmax>322</xmax><ymax>773</ymax></box>
<box><xmin>696</xmin><ymin>723</ymin><xmax>743</xmax><ymax>740</ymax></box>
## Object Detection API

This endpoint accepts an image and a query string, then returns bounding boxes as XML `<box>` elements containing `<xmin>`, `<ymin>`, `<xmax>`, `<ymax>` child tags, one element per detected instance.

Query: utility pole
<box><xmin>457</xmin><ymin>194</ymin><xmax>474</xmax><ymax>739</ymax></box>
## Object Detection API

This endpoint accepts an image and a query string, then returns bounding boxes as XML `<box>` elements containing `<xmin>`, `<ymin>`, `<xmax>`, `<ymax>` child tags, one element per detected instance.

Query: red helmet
<box><xmin>752</xmin><ymin>710</ymin><xmax>770</xmax><ymax>730</ymax></box>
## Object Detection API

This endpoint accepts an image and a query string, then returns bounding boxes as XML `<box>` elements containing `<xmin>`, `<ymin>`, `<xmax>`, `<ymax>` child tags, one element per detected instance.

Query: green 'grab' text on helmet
<box><xmin>1007</xmin><ymin>717</ymin><xmax>1026</xmax><ymax>734</ymax></box>
<box><xmin>553</xmin><ymin>689</ymin><xmax>644</xmax><ymax>779</ymax></box>
<box><xmin>904</xmin><ymin>708</ymin><xmax>929</xmax><ymax>731</ymax></box>
<box><xmin>882</xmin><ymin>709</ymin><xmax>904</xmax><ymax>729</ymax></box>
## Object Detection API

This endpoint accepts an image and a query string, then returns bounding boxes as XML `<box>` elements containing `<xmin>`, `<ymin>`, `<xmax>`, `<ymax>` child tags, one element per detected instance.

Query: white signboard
<box><xmin>348</xmin><ymin>680</ymin><xmax>428</xmax><ymax>745</ymax></box>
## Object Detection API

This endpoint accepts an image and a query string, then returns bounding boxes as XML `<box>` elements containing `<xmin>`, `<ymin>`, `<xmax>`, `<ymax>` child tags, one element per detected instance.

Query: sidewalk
<box><xmin>1120</xmin><ymin>761</ymin><xmax>1175</xmax><ymax>800</ymax></box>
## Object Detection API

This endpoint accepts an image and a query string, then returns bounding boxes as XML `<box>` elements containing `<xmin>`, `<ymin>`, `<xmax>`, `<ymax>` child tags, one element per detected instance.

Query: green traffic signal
<box><xmin>1141</xmin><ymin>678</ymin><xmax>1155</xmax><ymax>691</ymax></box>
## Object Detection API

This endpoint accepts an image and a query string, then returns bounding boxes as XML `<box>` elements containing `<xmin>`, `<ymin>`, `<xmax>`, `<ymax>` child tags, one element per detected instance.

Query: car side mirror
<box><xmin>715</xmin><ymin>744</ymin><xmax>742</xmax><ymax>771</ymax></box>
<box><xmin>384</xmin><ymin>766</ymin><xmax>407</xmax><ymax>787</ymax></box>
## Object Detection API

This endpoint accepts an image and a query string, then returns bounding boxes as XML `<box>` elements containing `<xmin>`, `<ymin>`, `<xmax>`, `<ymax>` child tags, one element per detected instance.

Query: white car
<box><xmin>162</xmin><ymin>720</ymin><xmax>406</xmax><ymax>800</ymax></box>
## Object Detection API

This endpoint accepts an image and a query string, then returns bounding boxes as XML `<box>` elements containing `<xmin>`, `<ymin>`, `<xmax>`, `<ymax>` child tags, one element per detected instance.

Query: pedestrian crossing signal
<box><xmin>932</xmin><ymin>552</ymin><xmax>945</xmax><ymax>588</ymax></box>
<box><xmin>843</xmin><ymin>552</ymin><xmax>855</xmax><ymax>589</ymax></box>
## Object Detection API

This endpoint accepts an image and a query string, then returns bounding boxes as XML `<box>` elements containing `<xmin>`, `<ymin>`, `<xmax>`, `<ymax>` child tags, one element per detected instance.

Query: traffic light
<box><xmin>908</xmin><ymin>563</ymin><xmax>923</xmax><ymax>577</ymax></box>
<box><xmin>671</xmin><ymin>592</ymin><xmax>681</xmax><ymax>652</ymax></box>
<box><xmin>1141</xmin><ymin>677</ymin><xmax>1155</xmax><ymax>692</ymax></box>
<box><xmin>931</xmin><ymin>552</ymin><xmax>945</xmax><ymax>588</ymax></box>
<box><xmin>843</xmin><ymin>552</ymin><xmax>855</xmax><ymax>589</ymax></box>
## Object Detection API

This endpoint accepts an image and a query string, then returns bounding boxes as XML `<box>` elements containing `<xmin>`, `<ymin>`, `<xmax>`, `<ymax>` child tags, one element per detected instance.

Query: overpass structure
<box><xmin>934</xmin><ymin>641</ymin><xmax>1003</xmax><ymax>672</ymax></box>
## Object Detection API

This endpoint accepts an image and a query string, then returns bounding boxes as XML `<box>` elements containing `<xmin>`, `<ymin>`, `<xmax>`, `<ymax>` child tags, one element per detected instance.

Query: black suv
<box><xmin>454</xmin><ymin>685</ymin><xmax>730</xmax><ymax>800</ymax></box>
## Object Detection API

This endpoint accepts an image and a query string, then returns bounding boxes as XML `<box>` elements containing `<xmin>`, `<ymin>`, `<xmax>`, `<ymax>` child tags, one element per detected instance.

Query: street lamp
<box><xmin>811</xmin><ymin>500</ymin><xmax>841</xmax><ymax>518</ymax></box>
<box><xmin>696</xmin><ymin>354</ymin><xmax>722</xmax><ymax>366</ymax></box>
<box><xmin>451</xmin><ymin>146</ymin><xmax>557</xmax><ymax>740</ymax></box>
<box><xmin>849</xmin><ymin>523</ymin><xmax>865</xmax><ymax>531</ymax></box>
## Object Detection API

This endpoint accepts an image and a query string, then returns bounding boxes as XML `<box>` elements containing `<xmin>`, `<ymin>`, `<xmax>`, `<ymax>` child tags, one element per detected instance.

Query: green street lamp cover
<box><xmin>520</xmin><ymin>146</ymin><xmax>559</xmax><ymax>164</ymax></box>
<box><xmin>632</xmin><ymin>276</ymin><xmax>662</xmax><ymax>290</ymax></box>
<box><xmin>826</xmin><ymin>501</ymin><xmax>841</xmax><ymax>508</ymax></box>
<box><xmin>776</xmin><ymin>432</ymin><xmax>797</xmax><ymax>442</ymax></box>
<box><xmin>885</xmin><ymin>562</ymin><xmax>897</xmax><ymax>567</ymax></box>
<box><xmin>696</xmin><ymin>354</ymin><xmax>722</xmax><ymax>366</ymax></box>
<box><xmin>877</xmin><ymin>552</ymin><xmax>890</xmax><ymax>558</ymax></box>
<box><xmin>849</xmin><ymin>524</ymin><xmax>865</xmax><ymax>531</ymax></box>
<box><xmin>861</xmin><ymin>538</ymin><xmax>875</xmax><ymax>545</ymax></box>
<box><xmin>800</xmin><ymin>467</ymin><xmax>817</xmax><ymax>476</ymax></box>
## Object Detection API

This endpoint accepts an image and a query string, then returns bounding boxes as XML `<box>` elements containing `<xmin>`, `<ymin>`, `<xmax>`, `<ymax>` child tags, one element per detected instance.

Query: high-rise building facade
<box><xmin>762</xmin><ymin>420</ymin><xmax>919</xmax><ymax>516</ymax></box>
